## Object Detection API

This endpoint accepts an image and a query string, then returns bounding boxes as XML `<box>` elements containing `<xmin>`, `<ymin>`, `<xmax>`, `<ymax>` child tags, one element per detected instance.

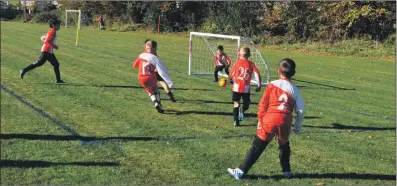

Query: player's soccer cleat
<box><xmin>283</xmin><ymin>172</ymin><xmax>293</xmax><ymax>179</ymax></box>
<box><xmin>155</xmin><ymin>102</ymin><xmax>164</xmax><ymax>113</ymax></box>
<box><xmin>233</xmin><ymin>120</ymin><xmax>240</xmax><ymax>127</ymax></box>
<box><xmin>56</xmin><ymin>80</ymin><xmax>66</xmax><ymax>84</ymax></box>
<box><xmin>212</xmin><ymin>79</ymin><xmax>218</xmax><ymax>82</ymax></box>
<box><xmin>238</xmin><ymin>107</ymin><xmax>244</xmax><ymax>121</ymax></box>
<box><xmin>168</xmin><ymin>93</ymin><xmax>176</xmax><ymax>102</ymax></box>
<box><xmin>20</xmin><ymin>69</ymin><xmax>25</xmax><ymax>79</ymax></box>
<box><xmin>227</xmin><ymin>168</ymin><xmax>244</xmax><ymax>180</ymax></box>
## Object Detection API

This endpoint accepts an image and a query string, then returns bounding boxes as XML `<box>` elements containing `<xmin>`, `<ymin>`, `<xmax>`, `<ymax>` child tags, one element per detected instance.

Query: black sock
<box><xmin>167</xmin><ymin>91</ymin><xmax>173</xmax><ymax>97</ymax></box>
<box><xmin>279</xmin><ymin>142</ymin><xmax>291</xmax><ymax>172</ymax></box>
<box><xmin>233</xmin><ymin>107</ymin><xmax>239</xmax><ymax>121</ymax></box>
<box><xmin>239</xmin><ymin>136</ymin><xmax>269</xmax><ymax>173</ymax></box>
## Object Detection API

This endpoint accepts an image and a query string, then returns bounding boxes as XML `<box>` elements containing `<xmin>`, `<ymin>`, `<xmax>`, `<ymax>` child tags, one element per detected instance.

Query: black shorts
<box><xmin>232</xmin><ymin>92</ymin><xmax>251</xmax><ymax>103</ymax></box>
<box><xmin>156</xmin><ymin>73</ymin><xmax>164</xmax><ymax>81</ymax></box>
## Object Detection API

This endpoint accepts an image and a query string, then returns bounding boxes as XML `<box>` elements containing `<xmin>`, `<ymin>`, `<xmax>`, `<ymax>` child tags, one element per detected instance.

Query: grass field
<box><xmin>1</xmin><ymin>21</ymin><xmax>396</xmax><ymax>185</ymax></box>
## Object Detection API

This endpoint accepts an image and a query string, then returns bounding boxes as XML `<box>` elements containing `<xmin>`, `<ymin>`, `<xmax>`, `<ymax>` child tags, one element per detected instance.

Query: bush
<box><xmin>32</xmin><ymin>10</ymin><xmax>61</xmax><ymax>24</ymax></box>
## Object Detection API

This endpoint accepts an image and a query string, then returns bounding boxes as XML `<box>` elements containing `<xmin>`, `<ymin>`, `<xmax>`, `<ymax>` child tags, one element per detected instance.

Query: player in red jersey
<box><xmin>143</xmin><ymin>39</ymin><xmax>176</xmax><ymax>102</ymax></box>
<box><xmin>133</xmin><ymin>40</ymin><xmax>174</xmax><ymax>113</ymax></box>
<box><xmin>20</xmin><ymin>19</ymin><xmax>64</xmax><ymax>83</ymax></box>
<box><xmin>227</xmin><ymin>58</ymin><xmax>304</xmax><ymax>180</ymax></box>
<box><xmin>213</xmin><ymin>45</ymin><xmax>232</xmax><ymax>82</ymax></box>
<box><xmin>228</xmin><ymin>47</ymin><xmax>261</xmax><ymax>126</ymax></box>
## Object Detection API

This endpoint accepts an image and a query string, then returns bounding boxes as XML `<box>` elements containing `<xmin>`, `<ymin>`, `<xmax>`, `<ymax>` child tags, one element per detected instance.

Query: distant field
<box><xmin>1</xmin><ymin>21</ymin><xmax>395</xmax><ymax>185</ymax></box>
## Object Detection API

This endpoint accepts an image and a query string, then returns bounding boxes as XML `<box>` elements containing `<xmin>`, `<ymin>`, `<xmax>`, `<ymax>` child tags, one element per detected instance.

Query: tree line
<box><xmin>36</xmin><ymin>1</ymin><xmax>397</xmax><ymax>43</ymax></box>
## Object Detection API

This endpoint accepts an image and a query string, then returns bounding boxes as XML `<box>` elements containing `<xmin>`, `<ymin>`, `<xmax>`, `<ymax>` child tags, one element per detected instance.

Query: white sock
<box><xmin>150</xmin><ymin>94</ymin><xmax>156</xmax><ymax>102</ymax></box>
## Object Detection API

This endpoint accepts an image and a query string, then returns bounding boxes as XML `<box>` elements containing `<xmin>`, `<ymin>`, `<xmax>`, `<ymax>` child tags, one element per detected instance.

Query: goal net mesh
<box><xmin>189</xmin><ymin>32</ymin><xmax>270</xmax><ymax>85</ymax></box>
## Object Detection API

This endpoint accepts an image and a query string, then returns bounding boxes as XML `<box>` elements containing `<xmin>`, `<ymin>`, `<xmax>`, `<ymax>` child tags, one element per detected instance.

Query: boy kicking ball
<box><xmin>20</xmin><ymin>19</ymin><xmax>65</xmax><ymax>84</ymax></box>
<box><xmin>227</xmin><ymin>58</ymin><xmax>304</xmax><ymax>179</ymax></box>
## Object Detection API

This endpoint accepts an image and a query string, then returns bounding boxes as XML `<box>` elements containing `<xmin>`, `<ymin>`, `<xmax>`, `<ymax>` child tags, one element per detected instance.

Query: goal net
<box><xmin>65</xmin><ymin>10</ymin><xmax>81</xmax><ymax>46</ymax></box>
<box><xmin>188</xmin><ymin>32</ymin><xmax>270</xmax><ymax>86</ymax></box>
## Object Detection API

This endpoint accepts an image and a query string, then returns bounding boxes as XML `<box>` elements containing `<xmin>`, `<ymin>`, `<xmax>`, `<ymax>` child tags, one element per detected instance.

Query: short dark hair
<box><xmin>279</xmin><ymin>58</ymin><xmax>296</xmax><ymax>78</ymax></box>
<box><xmin>144</xmin><ymin>39</ymin><xmax>150</xmax><ymax>44</ymax></box>
<box><xmin>217</xmin><ymin>45</ymin><xmax>224</xmax><ymax>51</ymax></box>
<box><xmin>48</xmin><ymin>19</ymin><xmax>60</xmax><ymax>28</ymax></box>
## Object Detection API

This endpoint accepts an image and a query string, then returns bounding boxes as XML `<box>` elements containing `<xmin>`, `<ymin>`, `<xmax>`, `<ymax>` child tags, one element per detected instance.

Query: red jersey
<box><xmin>133</xmin><ymin>52</ymin><xmax>157</xmax><ymax>77</ymax></box>
<box><xmin>41</xmin><ymin>28</ymin><xmax>56</xmax><ymax>53</ymax></box>
<box><xmin>133</xmin><ymin>52</ymin><xmax>175</xmax><ymax>88</ymax></box>
<box><xmin>228</xmin><ymin>59</ymin><xmax>261</xmax><ymax>93</ymax></box>
<box><xmin>257</xmin><ymin>79</ymin><xmax>304</xmax><ymax>130</ymax></box>
<box><xmin>214</xmin><ymin>53</ymin><xmax>232</xmax><ymax>67</ymax></box>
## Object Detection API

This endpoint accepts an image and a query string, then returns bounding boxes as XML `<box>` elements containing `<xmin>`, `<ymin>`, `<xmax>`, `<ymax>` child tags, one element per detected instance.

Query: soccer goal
<box><xmin>65</xmin><ymin>10</ymin><xmax>81</xmax><ymax>46</ymax></box>
<box><xmin>188</xmin><ymin>32</ymin><xmax>270</xmax><ymax>86</ymax></box>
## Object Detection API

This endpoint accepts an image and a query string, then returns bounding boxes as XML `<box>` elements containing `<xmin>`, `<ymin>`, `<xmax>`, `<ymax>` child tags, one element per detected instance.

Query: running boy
<box><xmin>213</xmin><ymin>45</ymin><xmax>232</xmax><ymax>82</ymax></box>
<box><xmin>227</xmin><ymin>58</ymin><xmax>304</xmax><ymax>179</ymax></box>
<box><xmin>20</xmin><ymin>19</ymin><xmax>64</xmax><ymax>83</ymax></box>
<box><xmin>133</xmin><ymin>40</ymin><xmax>174</xmax><ymax>113</ymax></box>
<box><xmin>228</xmin><ymin>47</ymin><xmax>261</xmax><ymax>127</ymax></box>
<box><xmin>143</xmin><ymin>39</ymin><xmax>176</xmax><ymax>102</ymax></box>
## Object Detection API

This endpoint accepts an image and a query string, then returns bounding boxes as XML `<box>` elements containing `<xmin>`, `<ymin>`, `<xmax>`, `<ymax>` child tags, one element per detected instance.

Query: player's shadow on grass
<box><xmin>238</xmin><ymin>116</ymin><xmax>322</xmax><ymax>127</ymax></box>
<box><xmin>0</xmin><ymin>133</ymin><xmax>253</xmax><ymax>144</ymax></box>
<box><xmin>174</xmin><ymin>99</ymin><xmax>258</xmax><ymax>105</ymax></box>
<box><xmin>292</xmin><ymin>78</ymin><xmax>356</xmax><ymax>90</ymax></box>
<box><xmin>0</xmin><ymin>160</ymin><xmax>119</xmax><ymax>168</ymax></box>
<box><xmin>165</xmin><ymin>110</ymin><xmax>257</xmax><ymax>117</ymax></box>
<box><xmin>244</xmin><ymin>173</ymin><xmax>395</xmax><ymax>181</ymax></box>
<box><xmin>51</xmin><ymin>83</ymin><xmax>214</xmax><ymax>91</ymax></box>
<box><xmin>304</xmin><ymin>123</ymin><xmax>396</xmax><ymax>131</ymax></box>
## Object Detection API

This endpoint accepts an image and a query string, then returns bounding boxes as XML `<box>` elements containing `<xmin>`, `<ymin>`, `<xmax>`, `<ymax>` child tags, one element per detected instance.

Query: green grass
<box><xmin>1</xmin><ymin>21</ymin><xmax>396</xmax><ymax>185</ymax></box>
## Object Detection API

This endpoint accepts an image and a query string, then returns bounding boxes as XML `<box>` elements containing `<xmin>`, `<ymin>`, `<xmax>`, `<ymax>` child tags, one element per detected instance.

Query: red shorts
<box><xmin>138</xmin><ymin>75</ymin><xmax>157</xmax><ymax>95</ymax></box>
<box><xmin>257</xmin><ymin>113</ymin><xmax>293</xmax><ymax>145</ymax></box>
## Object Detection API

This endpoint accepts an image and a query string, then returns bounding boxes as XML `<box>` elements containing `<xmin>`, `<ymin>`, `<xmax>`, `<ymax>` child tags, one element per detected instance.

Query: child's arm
<box><xmin>228</xmin><ymin>62</ymin><xmax>237</xmax><ymax>80</ymax></box>
<box><xmin>154</xmin><ymin>57</ymin><xmax>175</xmax><ymax>88</ymax></box>
<box><xmin>224</xmin><ymin>55</ymin><xmax>232</xmax><ymax>66</ymax></box>
<box><xmin>213</xmin><ymin>55</ymin><xmax>217</xmax><ymax>68</ymax></box>
<box><xmin>40</xmin><ymin>35</ymin><xmax>46</xmax><ymax>42</ymax></box>
<box><xmin>252</xmin><ymin>63</ymin><xmax>262</xmax><ymax>91</ymax></box>
<box><xmin>132</xmin><ymin>58</ymin><xmax>140</xmax><ymax>68</ymax></box>
<box><xmin>293</xmin><ymin>89</ymin><xmax>305</xmax><ymax>132</ymax></box>
<box><xmin>44</xmin><ymin>32</ymin><xmax>58</xmax><ymax>49</ymax></box>
<box><xmin>257</xmin><ymin>84</ymin><xmax>271</xmax><ymax>124</ymax></box>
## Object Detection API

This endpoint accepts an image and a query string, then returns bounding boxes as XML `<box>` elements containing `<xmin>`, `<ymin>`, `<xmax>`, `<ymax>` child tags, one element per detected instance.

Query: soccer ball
<box><xmin>219</xmin><ymin>78</ymin><xmax>227</xmax><ymax>87</ymax></box>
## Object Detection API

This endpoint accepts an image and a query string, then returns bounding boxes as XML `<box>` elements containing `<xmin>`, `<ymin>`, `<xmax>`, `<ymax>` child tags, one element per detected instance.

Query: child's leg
<box><xmin>157</xmin><ymin>73</ymin><xmax>176</xmax><ymax>102</ymax></box>
<box><xmin>279</xmin><ymin>141</ymin><xmax>291</xmax><ymax>172</ymax></box>
<box><xmin>48</xmin><ymin>54</ymin><xmax>61</xmax><ymax>82</ymax></box>
<box><xmin>225</xmin><ymin>65</ymin><xmax>230</xmax><ymax>75</ymax></box>
<box><xmin>213</xmin><ymin>66</ymin><xmax>220</xmax><ymax>82</ymax></box>
<box><xmin>238</xmin><ymin>136</ymin><xmax>270</xmax><ymax>174</ymax></box>
<box><xmin>22</xmin><ymin>52</ymin><xmax>48</xmax><ymax>74</ymax></box>
<box><xmin>242</xmin><ymin>93</ymin><xmax>251</xmax><ymax>113</ymax></box>
<box><xmin>277</xmin><ymin>122</ymin><xmax>292</xmax><ymax>173</ymax></box>
<box><xmin>232</xmin><ymin>92</ymin><xmax>242</xmax><ymax>126</ymax></box>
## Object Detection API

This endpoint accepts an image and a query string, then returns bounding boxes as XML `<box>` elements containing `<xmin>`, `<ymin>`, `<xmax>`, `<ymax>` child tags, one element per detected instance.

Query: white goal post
<box><xmin>65</xmin><ymin>10</ymin><xmax>81</xmax><ymax>46</ymax></box>
<box><xmin>188</xmin><ymin>32</ymin><xmax>270</xmax><ymax>86</ymax></box>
